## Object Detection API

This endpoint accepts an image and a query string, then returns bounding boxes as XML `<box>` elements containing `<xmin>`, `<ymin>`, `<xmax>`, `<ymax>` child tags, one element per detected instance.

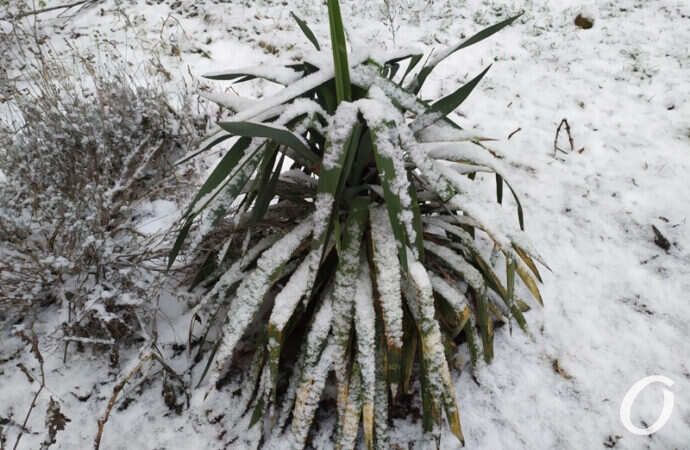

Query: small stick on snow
<box><xmin>1</xmin><ymin>1</ymin><xmax>90</xmax><ymax>21</ymax></box>
<box><xmin>94</xmin><ymin>354</ymin><xmax>153</xmax><ymax>450</ymax></box>
<box><xmin>12</xmin><ymin>332</ymin><xmax>46</xmax><ymax>450</ymax></box>
<box><xmin>553</xmin><ymin>119</ymin><xmax>575</xmax><ymax>155</ymax></box>
<box><xmin>507</xmin><ymin>127</ymin><xmax>521</xmax><ymax>140</ymax></box>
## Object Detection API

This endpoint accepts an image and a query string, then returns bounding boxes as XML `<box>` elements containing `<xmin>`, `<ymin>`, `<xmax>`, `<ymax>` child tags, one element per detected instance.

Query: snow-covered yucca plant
<box><xmin>173</xmin><ymin>3</ymin><xmax>545</xmax><ymax>448</ymax></box>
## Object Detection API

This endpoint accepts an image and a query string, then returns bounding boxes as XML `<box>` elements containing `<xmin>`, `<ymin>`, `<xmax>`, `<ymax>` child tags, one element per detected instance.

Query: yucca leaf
<box><xmin>249</xmin><ymin>394</ymin><xmax>265</xmax><ymax>428</ymax></box>
<box><xmin>250</xmin><ymin>150</ymin><xmax>284</xmax><ymax>225</ymax></box>
<box><xmin>506</xmin><ymin>256</ymin><xmax>516</xmax><ymax>315</ymax></box>
<box><xmin>470</xmin><ymin>251</ymin><xmax>529</xmax><ymax>334</ymax></box>
<box><xmin>327</xmin><ymin>0</ymin><xmax>352</xmax><ymax>103</ymax></box>
<box><xmin>464</xmin><ymin>311</ymin><xmax>480</xmax><ymax>371</ymax></box>
<box><xmin>513</xmin><ymin>244</ymin><xmax>543</xmax><ymax>282</ymax></box>
<box><xmin>354</xmin><ymin>262</ymin><xmax>376</xmax><ymax>450</ymax></box>
<box><xmin>405</xmin><ymin>249</ymin><xmax>454</xmax><ymax>445</ymax></box>
<box><xmin>168</xmin><ymin>218</ymin><xmax>193</xmax><ymax>270</ymax></box>
<box><xmin>265</xmin><ymin>254</ymin><xmax>318</xmax><ymax>418</ymax></box>
<box><xmin>430</xmin><ymin>274</ymin><xmax>471</xmax><ymax>338</ymax></box>
<box><xmin>183</xmin><ymin>136</ymin><xmax>252</xmax><ymax>218</ymax></box>
<box><xmin>317</xmin><ymin>81</ymin><xmax>338</xmax><ymax>114</ymax></box>
<box><xmin>374</xmin><ymin>302</ymin><xmax>389</xmax><ymax>449</ymax></box>
<box><xmin>206</xmin><ymin>218</ymin><xmax>314</xmax><ymax>389</ymax></box>
<box><xmin>203</xmin><ymin>64</ymin><xmax>303</xmax><ymax>85</ymax></box>
<box><xmin>337</xmin><ymin>362</ymin><xmax>362</xmax><ymax>450</ymax></box>
<box><xmin>407</xmin><ymin>13</ymin><xmax>523</xmax><ymax>93</ymax></box>
<box><xmin>369</xmin><ymin>204</ymin><xmax>403</xmax><ymax>395</ymax></box>
<box><xmin>418</xmin><ymin>348</ymin><xmax>442</xmax><ymax>445</ymax></box>
<box><xmin>332</xmin><ymin>197</ymin><xmax>368</xmax><ymax>421</ymax></box>
<box><xmin>238</xmin><ymin>329</ymin><xmax>268</xmax><ymax>412</ymax></box>
<box><xmin>291</xmin><ymin>11</ymin><xmax>321</xmax><ymax>51</ymax></box>
<box><xmin>290</xmin><ymin>338</ymin><xmax>336</xmax><ymax>447</ymax></box>
<box><xmin>516</xmin><ymin>263</ymin><xmax>544</xmax><ymax>306</ymax></box>
<box><xmin>400</xmin><ymin>307</ymin><xmax>417</xmax><ymax>395</ymax></box>
<box><xmin>475</xmin><ymin>287</ymin><xmax>493</xmax><ymax>363</ymax></box>
<box><xmin>410</xmin><ymin>65</ymin><xmax>492</xmax><ymax>132</ymax></box>
<box><xmin>275</xmin><ymin>286</ymin><xmax>334</xmax><ymax>438</ymax></box>
<box><xmin>311</xmin><ymin>106</ymin><xmax>362</xmax><ymax>270</ymax></box>
<box><xmin>369</xmin><ymin>126</ymin><xmax>412</xmax><ymax>271</ymax></box>
<box><xmin>336</xmin><ymin>123</ymin><xmax>364</xmax><ymax>202</ymax></box>
<box><xmin>439</xmin><ymin>359</ymin><xmax>465</xmax><ymax>446</ymax></box>
<box><xmin>175</xmin><ymin>132</ymin><xmax>234</xmax><ymax>166</ymax></box>
<box><xmin>407</xmin><ymin>171</ymin><xmax>426</xmax><ymax>260</ymax></box>
<box><xmin>218</xmin><ymin>121</ymin><xmax>318</xmax><ymax>166</ymax></box>
<box><xmin>399</xmin><ymin>53</ymin><xmax>423</xmax><ymax>86</ymax></box>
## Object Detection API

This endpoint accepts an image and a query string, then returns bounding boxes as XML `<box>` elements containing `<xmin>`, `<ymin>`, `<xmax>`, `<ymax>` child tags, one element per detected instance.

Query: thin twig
<box><xmin>553</xmin><ymin>118</ymin><xmax>574</xmax><ymax>155</ymax></box>
<box><xmin>13</xmin><ymin>332</ymin><xmax>45</xmax><ymax>450</ymax></box>
<box><xmin>1</xmin><ymin>1</ymin><xmax>90</xmax><ymax>21</ymax></box>
<box><xmin>94</xmin><ymin>354</ymin><xmax>153</xmax><ymax>450</ymax></box>
<box><xmin>507</xmin><ymin>127</ymin><xmax>521</xmax><ymax>140</ymax></box>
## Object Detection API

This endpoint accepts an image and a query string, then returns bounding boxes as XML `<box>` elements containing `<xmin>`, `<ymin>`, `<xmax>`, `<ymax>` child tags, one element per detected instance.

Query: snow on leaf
<box><xmin>203</xmin><ymin>64</ymin><xmax>303</xmax><ymax>85</ymax></box>
<box><xmin>369</xmin><ymin>203</ymin><xmax>403</xmax><ymax>394</ymax></box>
<box><xmin>405</xmin><ymin>248</ymin><xmax>464</xmax><ymax>446</ymax></box>
<box><xmin>331</xmin><ymin>198</ymin><xmax>368</xmax><ymax>420</ymax></box>
<box><xmin>360</xmin><ymin>90</ymin><xmax>418</xmax><ymax>268</ymax></box>
<box><xmin>224</xmin><ymin>51</ymin><xmax>371</xmax><ymax>124</ymax></box>
<box><xmin>266</xmin><ymin>252</ymin><xmax>319</xmax><ymax>410</ymax></box>
<box><xmin>423</xmin><ymin>240</ymin><xmax>485</xmax><ymax>292</ymax></box>
<box><xmin>337</xmin><ymin>362</ymin><xmax>362</xmax><ymax>450</ymax></box>
<box><xmin>429</xmin><ymin>274</ymin><xmax>470</xmax><ymax>315</ymax></box>
<box><xmin>354</xmin><ymin>260</ymin><xmax>376</xmax><ymax>450</ymax></box>
<box><xmin>287</xmin><ymin>337</ymin><xmax>336</xmax><ymax>449</ymax></box>
<box><xmin>206</xmin><ymin>217</ymin><xmax>314</xmax><ymax>390</ymax></box>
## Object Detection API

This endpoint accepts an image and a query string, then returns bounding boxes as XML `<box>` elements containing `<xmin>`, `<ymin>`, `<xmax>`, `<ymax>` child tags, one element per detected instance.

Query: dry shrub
<box><xmin>0</xmin><ymin>47</ymin><xmax>205</xmax><ymax>351</ymax></box>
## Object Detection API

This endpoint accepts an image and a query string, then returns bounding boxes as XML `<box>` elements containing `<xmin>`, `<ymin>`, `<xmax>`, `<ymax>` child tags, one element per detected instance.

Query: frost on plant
<box><xmin>174</xmin><ymin>4</ymin><xmax>541</xmax><ymax>448</ymax></box>
<box><xmin>0</xmin><ymin>53</ymin><xmax>203</xmax><ymax>352</ymax></box>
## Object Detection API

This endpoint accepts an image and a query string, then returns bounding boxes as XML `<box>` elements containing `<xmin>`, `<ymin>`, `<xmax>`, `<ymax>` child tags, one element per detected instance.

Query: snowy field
<box><xmin>1</xmin><ymin>0</ymin><xmax>689</xmax><ymax>449</ymax></box>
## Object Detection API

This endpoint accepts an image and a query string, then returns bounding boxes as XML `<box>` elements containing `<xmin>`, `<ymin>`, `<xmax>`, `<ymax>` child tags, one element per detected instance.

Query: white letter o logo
<box><xmin>620</xmin><ymin>375</ymin><xmax>674</xmax><ymax>436</ymax></box>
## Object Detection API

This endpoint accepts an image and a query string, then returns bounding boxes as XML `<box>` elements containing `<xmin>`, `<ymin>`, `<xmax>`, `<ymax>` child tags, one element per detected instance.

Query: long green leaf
<box><xmin>327</xmin><ymin>0</ymin><xmax>352</xmax><ymax>103</ymax></box>
<box><xmin>183</xmin><ymin>137</ymin><xmax>252</xmax><ymax>217</ymax></box>
<box><xmin>407</xmin><ymin>13</ymin><xmax>523</xmax><ymax>93</ymax></box>
<box><xmin>291</xmin><ymin>11</ymin><xmax>321</xmax><ymax>51</ymax></box>
<box><xmin>411</xmin><ymin>65</ymin><xmax>492</xmax><ymax>132</ymax></box>
<box><xmin>218</xmin><ymin>121</ymin><xmax>319</xmax><ymax>166</ymax></box>
<box><xmin>475</xmin><ymin>287</ymin><xmax>493</xmax><ymax>363</ymax></box>
<box><xmin>168</xmin><ymin>218</ymin><xmax>193</xmax><ymax>270</ymax></box>
<box><xmin>175</xmin><ymin>132</ymin><xmax>233</xmax><ymax>166</ymax></box>
<box><xmin>250</xmin><ymin>149</ymin><xmax>283</xmax><ymax>224</ymax></box>
<box><xmin>369</xmin><ymin>128</ymin><xmax>411</xmax><ymax>271</ymax></box>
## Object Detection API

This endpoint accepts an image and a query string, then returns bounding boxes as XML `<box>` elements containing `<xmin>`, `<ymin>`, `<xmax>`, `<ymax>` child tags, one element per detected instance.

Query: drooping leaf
<box><xmin>410</xmin><ymin>65</ymin><xmax>492</xmax><ymax>133</ymax></box>
<box><xmin>407</xmin><ymin>13</ymin><xmax>523</xmax><ymax>93</ymax></box>
<box><xmin>332</xmin><ymin>197</ymin><xmax>369</xmax><ymax>422</ymax></box>
<box><xmin>354</xmin><ymin>262</ymin><xmax>376</xmax><ymax>450</ymax></box>
<box><xmin>175</xmin><ymin>132</ymin><xmax>234</xmax><ymax>166</ymax></box>
<box><xmin>168</xmin><ymin>218</ymin><xmax>193</xmax><ymax>270</ymax></box>
<box><xmin>369</xmin><ymin>126</ymin><xmax>413</xmax><ymax>271</ymax></box>
<box><xmin>291</xmin><ymin>11</ymin><xmax>321</xmax><ymax>51</ymax></box>
<box><xmin>203</xmin><ymin>64</ymin><xmax>303</xmax><ymax>85</ymax></box>
<box><xmin>218</xmin><ymin>121</ymin><xmax>319</xmax><ymax>166</ymax></box>
<box><xmin>369</xmin><ymin>204</ymin><xmax>403</xmax><ymax>395</ymax></box>
<box><xmin>206</xmin><ymin>218</ymin><xmax>314</xmax><ymax>390</ymax></box>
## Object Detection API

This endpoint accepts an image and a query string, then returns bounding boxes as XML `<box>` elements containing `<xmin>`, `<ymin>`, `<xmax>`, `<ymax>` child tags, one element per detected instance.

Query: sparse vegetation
<box><xmin>0</xmin><ymin>48</ymin><xmax>204</xmax><ymax>353</ymax></box>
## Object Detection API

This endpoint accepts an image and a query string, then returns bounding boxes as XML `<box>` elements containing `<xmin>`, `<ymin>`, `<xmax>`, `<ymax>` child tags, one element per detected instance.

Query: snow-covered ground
<box><xmin>1</xmin><ymin>0</ymin><xmax>689</xmax><ymax>449</ymax></box>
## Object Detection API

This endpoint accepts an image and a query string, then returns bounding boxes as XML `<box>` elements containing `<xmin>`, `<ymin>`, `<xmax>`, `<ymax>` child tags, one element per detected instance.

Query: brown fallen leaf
<box><xmin>552</xmin><ymin>359</ymin><xmax>573</xmax><ymax>380</ymax></box>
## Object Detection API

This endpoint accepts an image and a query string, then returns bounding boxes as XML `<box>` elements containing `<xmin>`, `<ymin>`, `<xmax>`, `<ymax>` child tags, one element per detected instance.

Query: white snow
<box><xmin>369</xmin><ymin>204</ymin><xmax>404</xmax><ymax>351</ymax></box>
<box><xmin>1</xmin><ymin>0</ymin><xmax>689</xmax><ymax>449</ymax></box>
